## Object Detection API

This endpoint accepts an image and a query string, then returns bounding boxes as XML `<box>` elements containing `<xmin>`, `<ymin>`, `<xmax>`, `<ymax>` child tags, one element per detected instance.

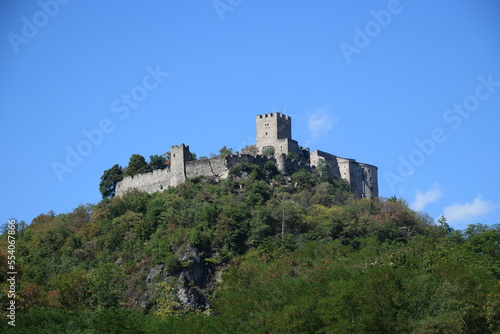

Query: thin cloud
<box><xmin>443</xmin><ymin>195</ymin><xmax>496</xmax><ymax>224</ymax></box>
<box><xmin>411</xmin><ymin>183</ymin><xmax>442</xmax><ymax>211</ymax></box>
<box><xmin>306</xmin><ymin>108</ymin><xmax>336</xmax><ymax>144</ymax></box>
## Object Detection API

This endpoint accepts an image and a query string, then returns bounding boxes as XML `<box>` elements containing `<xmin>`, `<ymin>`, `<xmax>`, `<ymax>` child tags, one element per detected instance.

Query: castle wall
<box><xmin>115</xmin><ymin>112</ymin><xmax>378</xmax><ymax>199</ymax></box>
<box><xmin>115</xmin><ymin>149</ymin><xmax>378</xmax><ymax>199</ymax></box>
<box><xmin>310</xmin><ymin>150</ymin><xmax>341</xmax><ymax>175</ymax></box>
<box><xmin>115</xmin><ymin>168</ymin><xmax>172</xmax><ymax>197</ymax></box>
<box><xmin>275</xmin><ymin>138</ymin><xmax>300</xmax><ymax>155</ymax></box>
<box><xmin>359</xmin><ymin>163</ymin><xmax>379</xmax><ymax>198</ymax></box>
<box><xmin>344</xmin><ymin>161</ymin><xmax>379</xmax><ymax>198</ymax></box>
<box><xmin>348</xmin><ymin>163</ymin><xmax>363</xmax><ymax>197</ymax></box>
<box><xmin>186</xmin><ymin>156</ymin><xmax>228</xmax><ymax>179</ymax></box>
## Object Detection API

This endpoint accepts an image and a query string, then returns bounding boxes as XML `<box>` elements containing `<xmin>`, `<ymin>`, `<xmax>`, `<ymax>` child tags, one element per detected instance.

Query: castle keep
<box><xmin>115</xmin><ymin>112</ymin><xmax>378</xmax><ymax>198</ymax></box>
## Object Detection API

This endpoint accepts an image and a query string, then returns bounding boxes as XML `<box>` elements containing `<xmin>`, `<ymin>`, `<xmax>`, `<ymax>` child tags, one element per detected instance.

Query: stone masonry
<box><xmin>115</xmin><ymin>112</ymin><xmax>378</xmax><ymax>198</ymax></box>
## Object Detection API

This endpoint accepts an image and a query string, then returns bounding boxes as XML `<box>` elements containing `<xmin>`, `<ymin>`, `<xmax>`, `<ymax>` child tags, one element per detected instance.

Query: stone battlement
<box><xmin>257</xmin><ymin>112</ymin><xmax>290</xmax><ymax>120</ymax></box>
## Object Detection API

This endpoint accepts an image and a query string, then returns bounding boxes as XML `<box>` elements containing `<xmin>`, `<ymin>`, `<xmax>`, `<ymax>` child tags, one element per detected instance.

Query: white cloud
<box><xmin>306</xmin><ymin>108</ymin><xmax>336</xmax><ymax>144</ymax></box>
<box><xmin>411</xmin><ymin>183</ymin><xmax>442</xmax><ymax>211</ymax></box>
<box><xmin>443</xmin><ymin>195</ymin><xmax>497</xmax><ymax>224</ymax></box>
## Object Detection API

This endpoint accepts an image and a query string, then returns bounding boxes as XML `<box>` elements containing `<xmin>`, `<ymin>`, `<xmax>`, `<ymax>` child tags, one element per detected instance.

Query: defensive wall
<box><xmin>115</xmin><ymin>148</ymin><xmax>294</xmax><ymax>197</ymax></box>
<box><xmin>115</xmin><ymin>112</ymin><xmax>379</xmax><ymax>198</ymax></box>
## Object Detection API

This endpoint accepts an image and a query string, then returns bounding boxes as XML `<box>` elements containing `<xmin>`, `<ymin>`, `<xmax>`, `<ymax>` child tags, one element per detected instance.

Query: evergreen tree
<box><xmin>99</xmin><ymin>164</ymin><xmax>124</xmax><ymax>199</ymax></box>
<box><xmin>219</xmin><ymin>146</ymin><xmax>233</xmax><ymax>157</ymax></box>
<box><xmin>125</xmin><ymin>154</ymin><xmax>151</xmax><ymax>177</ymax></box>
<box><xmin>149</xmin><ymin>155</ymin><xmax>168</xmax><ymax>171</ymax></box>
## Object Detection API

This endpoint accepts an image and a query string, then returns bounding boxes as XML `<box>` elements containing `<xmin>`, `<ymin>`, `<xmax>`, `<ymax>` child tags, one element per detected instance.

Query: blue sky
<box><xmin>1</xmin><ymin>0</ymin><xmax>499</xmax><ymax>230</ymax></box>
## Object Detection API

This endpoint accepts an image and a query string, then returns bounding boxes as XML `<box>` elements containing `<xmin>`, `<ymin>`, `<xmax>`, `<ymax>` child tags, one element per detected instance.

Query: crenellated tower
<box><xmin>255</xmin><ymin>112</ymin><xmax>299</xmax><ymax>156</ymax></box>
<box><xmin>170</xmin><ymin>144</ymin><xmax>190</xmax><ymax>187</ymax></box>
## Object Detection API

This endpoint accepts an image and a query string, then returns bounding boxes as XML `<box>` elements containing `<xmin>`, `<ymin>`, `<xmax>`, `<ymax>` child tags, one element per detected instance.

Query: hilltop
<box><xmin>1</xmin><ymin>164</ymin><xmax>499</xmax><ymax>333</ymax></box>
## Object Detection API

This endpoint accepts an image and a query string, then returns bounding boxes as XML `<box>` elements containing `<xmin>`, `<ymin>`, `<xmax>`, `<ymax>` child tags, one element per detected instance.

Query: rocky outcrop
<box><xmin>140</xmin><ymin>245</ymin><xmax>222</xmax><ymax>313</ymax></box>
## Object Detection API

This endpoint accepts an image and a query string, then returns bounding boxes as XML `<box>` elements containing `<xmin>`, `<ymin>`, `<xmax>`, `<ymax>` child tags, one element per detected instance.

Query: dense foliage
<box><xmin>1</xmin><ymin>164</ymin><xmax>499</xmax><ymax>333</ymax></box>
<box><xmin>124</xmin><ymin>154</ymin><xmax>152</xmax><ymax>177</ymax></box>
<box><xmin>148</xmin><ymin>155</ymin><xmax>168</xmax><ymax>171</ymax></box>
<box><xmin>99</xmin><ymin>164</ymin><xmax>124</xmax><ymax>199</ymax></box>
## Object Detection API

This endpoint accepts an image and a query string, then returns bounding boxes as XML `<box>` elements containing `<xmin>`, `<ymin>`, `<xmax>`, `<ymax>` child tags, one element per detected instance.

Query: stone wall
<box><xmin>115</xmin><ymin>112</ymin><xmax>379</xmax><ymax>199</ymax></box>
<box><xmin>358</xmin><ymin>163</ymin><xmax>379</xmax><ymax>198</ymax></box>
<box><xmin>115</xmin><ymin>168</ymin><xmax>172</xmax><ymax>197</ymax></box>
<box><xmin>310</xmin><ymin>150</ymin><xmax>379</xmax><ymax>198</ymax></box>
<box><xmin>186</xmin><ymin>156</ymin><xmax>228</xmax><ymax>179</ymax></box>
<box><xmin>116</xmin><ymin>153</ymin><xmax>280</xmax><ymax>197</ymax></box>
<box><xmin>115</xmin><ymin>149</ymin><xmax>378</xmax><ymax>199</ymax></box>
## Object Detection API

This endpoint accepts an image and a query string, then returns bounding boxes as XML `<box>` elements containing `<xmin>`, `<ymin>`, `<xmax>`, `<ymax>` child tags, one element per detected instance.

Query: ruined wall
<box><xmin>359</xmin><ymin>163</ymin><xmax>379</xmax><ymax>198</ymax></box>
<box><xmin>310</xmin><ymin>150</ymin><xmax>378</xmax><ymax>198</ymax></box>
<box><xmin>347</xmin><ymin>161</ymin><xmax>379</xmax><ymax>198</ymax></box>
<box><xmin>115</xmin><ymin>113</ymin><xmax>378</xmax><ymax>199</ymax></box>
<box><xmin>115</xmin><ymin>168</ymin><xmax>172</xmax><ymax>197</ymax></box>
<box><xmin>186</xmin><ymin>156</ymin><xmax>228</xmax><ymax>179</ymax></box>
<box><xmin>225</xmin><ymin>154</ymin><xmax>274</xmax><ymax>168</ymax></box>
<box><xmin>115</xmin><ymin>150</ymin><xmax>378</xmax><ymax>199</ymax></box>
<box><xmin>115</xmin><ymin>153</ymin><xmax>283</xmax><ymax>197</ymax></box>
<box><xmin>310</xmin><ymin>150</ymin><xmax>341</xmax><ymax>175</ymax></box>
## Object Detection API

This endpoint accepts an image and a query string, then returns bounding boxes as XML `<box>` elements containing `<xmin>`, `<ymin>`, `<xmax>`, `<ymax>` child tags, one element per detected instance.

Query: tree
<box><xmin>88</xmin><ymin>263</ymin><xmax>126</xmax><ymax>309</ymax></box>
<box><xmin>162</xmin><ymin>151</ymin><xmax>171</xmax><ymax>167</ymax></box>
<box><xmin>149</xmin><ymin>154</ymin><xmax>168</xmax><ymax>171</ymax></box>
<box><xmin>437</xmin><ymin>215</ymin><xmax>453</xmax><ymax>234</ymax></box>
<box><xmin>125</xmin><ymin>154</ymin><xmax>151</xmax><ymax>177</ymax></box>
<box><xmin>286</xmin><ymin>152</ymin><xmax>300</xmax><ymax>161</ymax></box>
<box><xmin>219</xmin><ymin>146</ymin><xmax>233</xmax><ymax>157</ymax></box>
<box><xmin>99</xmin><ymin>164</ymin><xmax>124</xmax><ymax>199</ymax></box>
<box><xmin>219</xmin><ymin>145</ymin><xmax>233</xmax><ymax>157</ymax></box>
<box><xmin>262</xmin><ymin>146</ymin><xmax>275</xmax><ymax>157</ymax></box>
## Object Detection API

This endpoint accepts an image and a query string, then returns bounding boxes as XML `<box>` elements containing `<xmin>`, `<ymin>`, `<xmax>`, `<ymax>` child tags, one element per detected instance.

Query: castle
<box><xmin>115</xmin><ymin>112</ymin><xmax>378</xmax><ymax>198</ymax></box>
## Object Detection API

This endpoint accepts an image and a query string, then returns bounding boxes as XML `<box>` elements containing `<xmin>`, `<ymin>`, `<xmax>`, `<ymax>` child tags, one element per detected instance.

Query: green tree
<box><xmin>219</xmin><ymin>146</ymin><xmax>233</xmax><ymax>157</ymax></box>
<box><xmin>149</xmin><ymin>154</ymin><xmax>168</xmax><ymax>170</ymax></box>
<box><xmin>262</xmin><ymin>145</ymin><xmax>275</xmax><ymax>157</ymax></box>
<box><xmin>286</xmin><ymin>152</ymin><xmax>299</xmax><ymax>161</ymax></box>
<box><xmin>88</xmin><ymin>263</ymin><xmax>126</xmax><ymax>309</ymax></box>
<box><xmin>99</xmin><ymin>164</ymin><xmax>124</xmax><ymax>199</ymax></box>
<box><xmin>125</xmin><ymin>154</ymin><xmax>151</xmax><ymax>176</ymax></box>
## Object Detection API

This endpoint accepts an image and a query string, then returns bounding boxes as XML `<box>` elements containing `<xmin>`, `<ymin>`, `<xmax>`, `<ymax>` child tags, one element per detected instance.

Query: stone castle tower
<box><xmin>170</xmin><ymin>144</ymin><xmax>190</xmax><ymax>186</ymax></box>
<box><xmin>256</xmin><ymin>112</ymin><xmax>300</xmax><ymax>156</ymax></box>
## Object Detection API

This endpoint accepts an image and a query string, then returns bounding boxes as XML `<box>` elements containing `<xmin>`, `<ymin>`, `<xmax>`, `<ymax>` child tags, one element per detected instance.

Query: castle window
<box><xmin>265</xmin><ymin>132</ymin><xmax>268</xmax><ymax>136</ymax></box>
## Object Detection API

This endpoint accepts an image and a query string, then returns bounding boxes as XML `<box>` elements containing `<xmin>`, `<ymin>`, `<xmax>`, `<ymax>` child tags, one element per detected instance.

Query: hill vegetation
<box><xmin>1</xmin><ymin>162</ymin><xmax>499</xmax><ymax>333</ymax></box>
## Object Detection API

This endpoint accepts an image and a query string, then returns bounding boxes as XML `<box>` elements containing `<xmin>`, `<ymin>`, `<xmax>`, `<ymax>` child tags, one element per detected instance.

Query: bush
<box><xmin>262</xmin><ymin>145</ymin><xmax>275</xmax><ymax>157</ymax></box>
